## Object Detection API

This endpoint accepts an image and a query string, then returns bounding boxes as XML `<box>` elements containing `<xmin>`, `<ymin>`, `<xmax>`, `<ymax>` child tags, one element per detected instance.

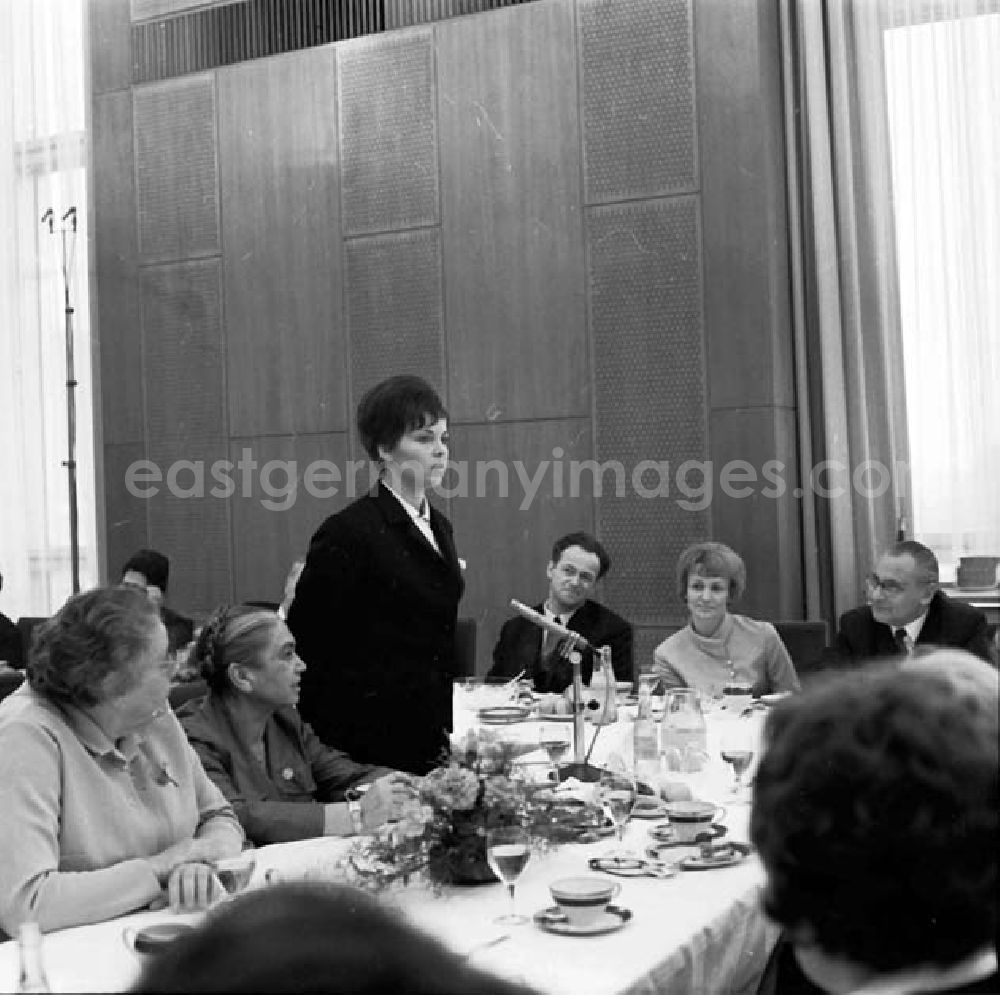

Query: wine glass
<box><xmin>486</xmin><ymin>825</ymin><xmax>532</xmax><ymax>924</ymax></box>
<box><xmin>719</xmin><ymin>726</ymin><xmax>755</xmax><ymax>801</ymax></box>
<box><xmin>538</xmin><ymin>726</ymin><xmax>570</xmax><ymax>782</ymax></box>
<box><xmin>213</xmin><ymin>854</ymin><xmax>256</xmax><ymax>898</ymax></box>
<box><xmin>598</xmin><ymin>757</ymin><xmax>637</xmax><ymax>856</ymax></box>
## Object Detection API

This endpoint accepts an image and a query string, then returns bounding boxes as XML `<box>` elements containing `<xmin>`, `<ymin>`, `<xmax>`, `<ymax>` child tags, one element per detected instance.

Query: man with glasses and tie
<box><xmin>487</xmin><ymin>531</ymin><xmax>633</xmax><ymax>692</ymax></box>
<box><xmin>826</xmin><ymin>540</ymin><xmax>993</xmax><ymax>667</ymax></box>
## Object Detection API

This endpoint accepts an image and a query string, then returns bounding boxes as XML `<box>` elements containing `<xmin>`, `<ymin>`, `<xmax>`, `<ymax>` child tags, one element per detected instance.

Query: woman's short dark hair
<box><xmin>28</xmin><ymin>586</ymin><xmax>162</xmax><ymax>706</ymax></box>
<box><xmin>121</xmin><ymin>548</ymin><xmax>171</xmax><ymax>594</ymax></box>
<box><xmin>550</xmin><ymin>532</ymin><xmax>611</xmax><ymax>580</ymax></box>
<box><xmin>675</xmin><ymin>541</ymin><xmax>746</xmax><ymax>602</ymax></box>
<box><xmin>750</xmin><ymin>667</ymin><xmax>998</xmax><ymax>973</ymax></box>
<box><xmin>132</xmin><ymin>882</ymin><xmax>540</xmax><ymax>995</ymax></box>
<box><xmin>189</xmin><ymin>605</ymin><xmax>279</xmax><ymax>693</ymax></box>
<box><xmin>356</xmin><ymin>375</ymin><xmax>448</xmax><ymax>462</ymax></box>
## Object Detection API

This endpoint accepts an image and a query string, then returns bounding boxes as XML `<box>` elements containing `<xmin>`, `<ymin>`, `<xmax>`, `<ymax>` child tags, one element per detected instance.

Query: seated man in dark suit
<box><xmin>488</xmin><ymin>532</ymin><xmax>632</xmax><ymax>692</ymax></box>
<box><xmin>827</xmin><ymin>540</ymin><xmax>993</xmax><ymax>666</ymax></box>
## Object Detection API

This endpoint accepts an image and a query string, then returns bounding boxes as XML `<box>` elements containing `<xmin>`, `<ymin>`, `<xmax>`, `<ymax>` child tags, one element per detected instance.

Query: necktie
<box><xmin>893</xmin><ymin>627</ymin><xmax>909</xmax><ymax>654</ymax></box>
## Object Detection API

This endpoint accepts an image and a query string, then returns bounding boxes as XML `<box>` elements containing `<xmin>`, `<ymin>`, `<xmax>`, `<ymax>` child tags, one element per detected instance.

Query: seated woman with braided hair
<box><xmin>178</xmin><ymin>606</ymin><xmax>413</xmax><ymax>845</ymax></box>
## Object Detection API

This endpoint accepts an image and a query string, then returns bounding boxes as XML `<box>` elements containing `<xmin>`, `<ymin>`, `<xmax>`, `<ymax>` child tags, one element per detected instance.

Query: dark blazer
<box><xmin>487</xmin><ymin>599</ymin><xmax>633</xmax><ymax>692</ymax></box>
<box><xmin>179</xmin><ymin>693</ymin><xmax>383</xmax><ymax>845</ymax></box>
<box><xmin>287</xmin><ymin>483</ymin><xmax>465</xmax><ymax>774</ymax></box>
<box><xmin>826</xmin><ymin>590</ymin><xmax>993</xmax><ymax>667</ymax></box>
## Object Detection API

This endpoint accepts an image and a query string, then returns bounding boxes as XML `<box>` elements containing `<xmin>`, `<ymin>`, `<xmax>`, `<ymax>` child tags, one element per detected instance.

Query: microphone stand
<box><xmin>508</xmin><ymin>599</ymin><xmax>605</xmax><ymax>783</ymax></box>
<box><xmin>41</xmin><ymin>206</ymin><xmax>81</xmax><ymax>594</ymax></box>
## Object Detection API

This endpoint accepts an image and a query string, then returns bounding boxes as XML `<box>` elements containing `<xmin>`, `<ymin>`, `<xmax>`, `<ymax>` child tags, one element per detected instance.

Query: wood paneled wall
<box><xmin>89</xmin><ymin>0</ymin><xmax>803</xmax><ymax>670</ymax></box>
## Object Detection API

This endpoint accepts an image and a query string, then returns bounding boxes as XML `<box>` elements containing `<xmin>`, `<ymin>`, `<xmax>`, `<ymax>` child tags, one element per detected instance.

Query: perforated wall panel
<box><xmin>346</xmin><ymin>229</ymin><xmax>446</xmax><ymax>407</ymax></box>
<box><xmin>578</xmin><ymin>0</ymin><xmax>697</xmax><ymax>204</ymax></box>
<box><xmin>103</xmin><ymin>442</ymin><xmax>150</xmax><ymax>579</ymax></box>
<box><xmin>139</xmin><ymin>259</ymin><xmax>231</xmax><ymax>612</ymax></box>
<box><xmin>587</xmin><ymin>195</ymin><xmax>708</xmax><ymax>622</ymax></box>
<box><xmin>338</xmin><ymin>32</ymin><xmax>439</xmax><ymax>235</ymax></box>
<box><xmin>134</xmin><ymin>76</ymin><xmax>219</xmax><ymax>262</ymax></box>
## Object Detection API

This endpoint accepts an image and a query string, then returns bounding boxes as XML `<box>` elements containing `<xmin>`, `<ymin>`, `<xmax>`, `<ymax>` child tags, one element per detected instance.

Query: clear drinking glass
<box><xmin>598</xmin><ymin>757</ymin><xmax>637</xmax><ymax>855</ymax></box>
<box><xmin>719</xmin><ymin>726</ymin><xmax>756</xmax><ymax>801</ymax></box>
<box><xmin>538</xmin><ymin>726</ymin><xmax>570</xmax><ymax>782</ymax></box>
<box><xmin>486</xmin><ymin>826</ymin><xmax>532</xmax><ymax>925</ymax></box>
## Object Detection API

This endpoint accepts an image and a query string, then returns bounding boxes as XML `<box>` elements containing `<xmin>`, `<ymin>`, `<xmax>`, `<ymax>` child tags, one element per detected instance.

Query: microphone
<box><xmin>508</xmin><ymin>599</ymin><xmax>594</xmax><ymax>653</ymax></box>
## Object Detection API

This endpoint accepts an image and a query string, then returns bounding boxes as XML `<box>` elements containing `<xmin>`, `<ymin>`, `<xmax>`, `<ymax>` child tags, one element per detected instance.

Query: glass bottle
<box><xmin>661</xmin><ymin>688</ymin><xmax>707</xmax><ymax>772</ymax></box>
<box><xmin>16</xmin><ymin>922</ymin><xmax>51</xmax><ymax>994</ymax></box>
<box><xmin>633</xmin><ymin>680</ymin><xmax>659</xmax><ymax>782</ymax></box>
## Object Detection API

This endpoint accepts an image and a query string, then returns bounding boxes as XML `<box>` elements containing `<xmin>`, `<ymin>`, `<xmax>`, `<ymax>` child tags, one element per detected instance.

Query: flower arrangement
<box><xmin>347</xmin><ymin>730</ymin><xmax>608</xmax><ymax>892</ymax></box>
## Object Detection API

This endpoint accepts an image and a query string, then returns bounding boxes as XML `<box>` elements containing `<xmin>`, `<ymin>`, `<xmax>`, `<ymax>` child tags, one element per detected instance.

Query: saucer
<box><xmin>477</xmin><ymin>706</ymin><xmax>531</xmax><ymax>725</ymax></box>
<box><xmin>537</xmin><ymin>713</ymin><xmax>575</xmax><ymax>722</ymax></box>
<box><xmin>648</xmin><ymin>822</ymin><xmax>726</xmax><ymax>844</ymax></box>
<box><xmin>588</xmin><ymin>856</ymin><xmax>677</xmax><ymax>879</ymax></box>
<box><xmin>679</xmin><ymin>842</ymin><xmax>752</xmax><ymax>870</ymax></box>
<box><xmin>534</xmin><ymin>905</ymin><xmax>632</xmax><ymax>936</ymax></box>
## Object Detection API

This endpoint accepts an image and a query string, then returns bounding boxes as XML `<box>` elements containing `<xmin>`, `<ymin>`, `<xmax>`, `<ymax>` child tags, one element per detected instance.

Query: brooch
<box><xmin>282</xmin><ymin>767</ymin><xmax>295</xmax><ymax>781</ymax></box>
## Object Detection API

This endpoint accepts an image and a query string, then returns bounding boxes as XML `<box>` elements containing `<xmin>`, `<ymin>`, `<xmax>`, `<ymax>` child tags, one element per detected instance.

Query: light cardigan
<box><xmin>652</xmin><ymin>613</ymin><xmax>801</xmax><ymax>697</ymax></box>
<box><xmin>0</xmin><ymin>684</ymin><xmax>243</xmax><ymax>936</ymax></box>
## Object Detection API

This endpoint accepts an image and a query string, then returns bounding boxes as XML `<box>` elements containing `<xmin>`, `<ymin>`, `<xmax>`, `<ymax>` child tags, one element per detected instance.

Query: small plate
<box><xmin>477</xmin><ymin>705</ymin><xmax>531</xmax><ymax>725</ymax></box>
<box><xmin>537</xmin><ymin>713</ymin><xmax>575</xmax><ymax>722</ymax></box>
<box><xmin>588</xmin><ymin>856</ymin><xmax>677</xmax><ymax>879</ymax></box>
<box><xmin>679</xmin><ymin>842</ymin><xmax>752</xmax><ymax>870</ymax></box>
<box><xmin>534</xmin><ymin>905</ymin><xmax>632</xmax><ymax>936</ymax></box>
<box><xmin>648</xmin><ymin>822</ymin><xmax>727</xmax><ymax>844</ymax></box>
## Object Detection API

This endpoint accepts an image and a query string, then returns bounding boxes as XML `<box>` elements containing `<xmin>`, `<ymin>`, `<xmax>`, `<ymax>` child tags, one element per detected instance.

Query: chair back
<box><xmin>772</xmin><ymin>620</ymin><xmax>830</xmax><ymax>677</ymax></box>
<box><xmin>454</xmin><ymin>617</ymin><xmax>477</xmax><ymax>679</ymax></box>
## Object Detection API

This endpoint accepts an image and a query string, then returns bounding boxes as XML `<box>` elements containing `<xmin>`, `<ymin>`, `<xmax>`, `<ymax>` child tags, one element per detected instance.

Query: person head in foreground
<box><xmin>651</xmin><ymin>541</ymin><xmax>799</xmax><ymax>698</ymax></box>
<box><xmin>182</xmin><ymin>605</ymin><xmax>407</xmax><ymax>843</ymax></box>
<box><xmin>132</xmin><ymin>881</ymin><xmax>540</xmax><ymax>994</ymax></box>
<box><xmin>357</xmin><ymin>374</ymin><xmax>449</xmax><ymax>501</ymax></box>
<box><xmin>0</xmin><ymin>586</ymin><xmax>243</xmax><ymax>933</ymax></box>
<box><xmin>121</xmin><ymin>548</ymin><xmax>171</xmax><ymax>604</ymax></box>
<box><xmin>750</xmin><ymin>662</ymin><xmax>998</xmax><ymax>994</ymax></box>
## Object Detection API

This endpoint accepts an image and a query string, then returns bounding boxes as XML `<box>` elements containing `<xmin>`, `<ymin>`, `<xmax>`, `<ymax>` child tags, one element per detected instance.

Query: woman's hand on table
<box><xmin>165</xmin><ymin>860</ymin><xmax>224</xmax><ymax>912</ymax></box>
<box><xmin>362</xmin><ymin>773</ymin><xmax>416</xmax><ymax>829</ymax></box>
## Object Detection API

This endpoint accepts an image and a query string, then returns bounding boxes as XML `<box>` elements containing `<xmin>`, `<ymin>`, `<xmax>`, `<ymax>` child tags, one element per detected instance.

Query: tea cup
<box><xmin>549</xmin><ymin>875</ymin><xmax>621</xmax><ymax>928</ymax></box>
<box><xmin>663</xmin><ymin>799</ymin><xmax>726</xmax><ymax>843</ymax></box>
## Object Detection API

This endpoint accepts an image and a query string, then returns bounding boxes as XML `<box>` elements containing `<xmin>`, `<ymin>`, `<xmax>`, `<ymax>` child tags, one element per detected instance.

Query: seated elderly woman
<box><xmin>0</xmin><ymin>587</ymin><xmax>244</xmax><ymax>936</ymax></box>
<box><xmin>652</xmin><ymin>542</ymin><xmax>800</xmax><ymax>697</ymax></box>
<box><xmin>752</xmin><ymin>661</ymin><xmax>998</xmax><ymax>995</ymax></box>
<box><xmin>179</xmin><ymin>606</ymin><xmax>411</xmax><ymax>845</ymax></box>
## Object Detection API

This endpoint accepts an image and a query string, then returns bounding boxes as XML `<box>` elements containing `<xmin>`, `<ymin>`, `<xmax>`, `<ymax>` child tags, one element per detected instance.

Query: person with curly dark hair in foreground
<box><xmin>132</xmin><ymin>881</ymin><xmax>540</xmax><ymax>995</ymax></box>
<box><xmin>751</xmin><ymin>661</ymin><xmax>998</xmax><ymax>994</ymax></box>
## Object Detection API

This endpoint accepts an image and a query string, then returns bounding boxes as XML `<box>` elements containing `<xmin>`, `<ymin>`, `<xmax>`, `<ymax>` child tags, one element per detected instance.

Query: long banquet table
<box><xmin>0</xmin><ymin>696</ymin><xmax>779</xmax><ymax>995</ymax></box>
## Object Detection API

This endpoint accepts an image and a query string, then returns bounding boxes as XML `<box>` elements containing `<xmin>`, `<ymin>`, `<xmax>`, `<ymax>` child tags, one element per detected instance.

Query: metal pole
<box><xmin>41</xmin><ymin>206</ymin><xmax>81</xmax><ymax>595</ymax></box>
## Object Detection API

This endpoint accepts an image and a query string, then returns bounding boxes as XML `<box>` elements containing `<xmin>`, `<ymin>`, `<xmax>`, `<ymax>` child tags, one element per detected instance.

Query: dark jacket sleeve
<box><xmin>180</xmin><ymin>712</ymin><xmax>325</xmax><ymax>846</ymax></box>
<box><xmin>960</xmin><ymin>612</ymin><xmax>995</xmax><ymax>665</ymax></box>
<box><xmin>605</xmin><ymin>617</ymin><xmax>634</xmax><ymax>685</ymax></box>
<box><xmin>301</xmin><ymin>720</ymin><xmax>386</xmax><ymax>802</ymax></box>
<box><xmin>487</xmin><ymin>618</ymin><xmax>521</xmax><ymax>682</ymax></box>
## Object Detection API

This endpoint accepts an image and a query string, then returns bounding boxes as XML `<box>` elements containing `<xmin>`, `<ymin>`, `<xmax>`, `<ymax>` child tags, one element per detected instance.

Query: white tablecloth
<box><xmin>0</xmin><ymin>702</ymin><xmax>778</xmax><ymax>995</ymax></box>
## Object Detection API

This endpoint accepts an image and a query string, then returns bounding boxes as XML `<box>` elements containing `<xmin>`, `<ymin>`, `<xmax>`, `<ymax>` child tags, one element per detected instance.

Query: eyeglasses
<box><xmin>865</xmin><ymin>573</ymin><xmax>906</xmax><ymax>596</ymax></box>
<box><xmin>556</xmin><ymin>564</ymin><xmax>597</xmax><ymax>585</ymax></box>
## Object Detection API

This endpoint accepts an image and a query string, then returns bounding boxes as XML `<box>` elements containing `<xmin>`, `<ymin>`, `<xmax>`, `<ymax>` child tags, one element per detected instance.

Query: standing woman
<box><xmin>287</xmin><ymin>375</ymin><xmax>464</xmax><ymax>774</ymax></box>
<box><xmin>652</xmin><ymin>542</ymin><xmax>801</xmax><ymax>698</ymax></box>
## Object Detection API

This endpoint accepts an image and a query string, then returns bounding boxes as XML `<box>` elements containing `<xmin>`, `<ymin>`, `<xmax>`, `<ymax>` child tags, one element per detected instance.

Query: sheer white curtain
<box><xmin>883</xmin><ymin>8</ymin><xmax>1000</xmax><ymax>580</ymax></box>
<box><xmin>0</xmin><ymin>0</ymin><xmax>97</xmax><ymax>618</ymax></box>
